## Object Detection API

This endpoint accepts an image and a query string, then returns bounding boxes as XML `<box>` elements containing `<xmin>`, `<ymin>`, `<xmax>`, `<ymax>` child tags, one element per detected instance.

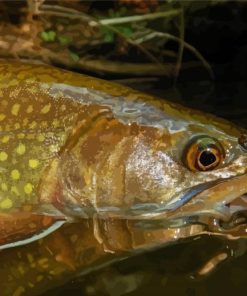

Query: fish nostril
<box><xmin>238</xmin><ymin>134</ymin><xmax>247</xmax><ymax>151</ymax></box>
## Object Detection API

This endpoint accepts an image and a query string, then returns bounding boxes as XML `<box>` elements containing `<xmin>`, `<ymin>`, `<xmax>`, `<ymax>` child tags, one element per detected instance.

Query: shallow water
<box><xmin>45</xmin><ymin>236</ymin><xmax>247</xmax><ymax>296</ymax></box>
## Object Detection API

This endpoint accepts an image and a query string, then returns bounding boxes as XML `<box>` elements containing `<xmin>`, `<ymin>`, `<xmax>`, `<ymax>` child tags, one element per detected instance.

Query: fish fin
<box><xmin>0</xmin><ymin>212</ymin><xmax>66</xmax><ymax>250</ymax></box>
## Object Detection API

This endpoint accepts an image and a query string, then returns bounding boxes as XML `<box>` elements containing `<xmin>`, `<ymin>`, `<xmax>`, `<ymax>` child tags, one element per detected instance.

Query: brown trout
<box><xmin>0</xmin><ymin>60</ymin><xmax>247</xmax><ymax>295</ymax></box>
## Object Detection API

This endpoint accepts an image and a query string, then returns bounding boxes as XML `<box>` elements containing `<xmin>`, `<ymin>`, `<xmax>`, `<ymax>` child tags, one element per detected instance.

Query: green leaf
<box><xmin>58</xmin><ymin>35</ymin><xmax>72</xmax><ymax>46</ymax></box>
<box><xmin>40</xmin><ymin>30</ymin><xmax>56</xmax><ymax>42</ymax></box>
<box><xmin>113</xmin><ymin>24</ymin><xmax>134</xmax><ymax>38</ymax></box>
<box><xmin>69</xmin><ymin>52</ymin><xmax>80</xmax><ymax>62</ymax></box>
<box><xmin>40</xmin><ymin>31</ymin><xmax>49</xmax><ymax>42</ymax></box>
<box><xmin>48</xmin><ymin>31</ymin><xmax>56</xmax><ymax>41</ymax></box>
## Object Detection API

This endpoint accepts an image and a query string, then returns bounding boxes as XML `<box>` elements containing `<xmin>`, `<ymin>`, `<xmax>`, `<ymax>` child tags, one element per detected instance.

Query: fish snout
<box><xmin>164</xmin><ymin>174</ymin><xmax>247</xmax><ymax>238</ymax></box>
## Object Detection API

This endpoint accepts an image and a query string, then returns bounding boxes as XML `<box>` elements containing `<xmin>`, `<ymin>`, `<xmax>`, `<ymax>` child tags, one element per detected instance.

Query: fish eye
<box><xmin>183</xmin><ymin>136</ymin><xmax>225</xmax><ymax>172</ymax></box>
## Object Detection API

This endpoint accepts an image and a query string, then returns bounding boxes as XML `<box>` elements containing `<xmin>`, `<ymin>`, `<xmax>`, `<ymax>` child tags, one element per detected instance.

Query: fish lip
<box><xmin>131</xmin><ymin>177</ymin><xmax>247</xmax><ymax>237</ymax></box>
<box><xmin>159</xmin><ymin>179</ymin><xmax>226</xmax><ymax>212</ymax></box>
<box><xmin>100</xmin><ymin>176</ymin><xmax>247</xmax><ymax>220</ymax></box>
<box><xmin>161</xmin><ymin>173</ymin><xmax>247</xmax><ymax>234</ymax></box>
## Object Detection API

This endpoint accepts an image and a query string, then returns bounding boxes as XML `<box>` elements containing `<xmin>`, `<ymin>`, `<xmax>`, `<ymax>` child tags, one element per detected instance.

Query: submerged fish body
<box><xmin>0</xmin><ymin>60</ymin><xmax>247</xmax><ymax>294</ymax></box>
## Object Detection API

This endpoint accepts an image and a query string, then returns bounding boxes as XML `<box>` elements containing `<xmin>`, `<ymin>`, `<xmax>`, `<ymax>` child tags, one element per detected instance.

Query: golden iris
<box><xmin>184</xmin><ymin>136</ymin><xmax>225</xmax><ymax>172</ymax></box>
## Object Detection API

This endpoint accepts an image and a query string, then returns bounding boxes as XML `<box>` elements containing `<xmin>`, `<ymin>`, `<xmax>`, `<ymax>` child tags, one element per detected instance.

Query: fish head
<box><xmin>39</xmin><ymin>98</ymin><xmax>247</xmax><ymax>238</ymax></box>
<box><xmin>125</xmin><ymin>108</ymin><xmax>247</xmax><ymax>239</ymax></box>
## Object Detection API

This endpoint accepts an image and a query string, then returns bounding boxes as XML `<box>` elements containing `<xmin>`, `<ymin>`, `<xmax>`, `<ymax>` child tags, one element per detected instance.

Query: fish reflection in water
<box><xmin>0</xmin><ymin>60</ymin><xmax>247</xmax><ymax>295</ymax></box>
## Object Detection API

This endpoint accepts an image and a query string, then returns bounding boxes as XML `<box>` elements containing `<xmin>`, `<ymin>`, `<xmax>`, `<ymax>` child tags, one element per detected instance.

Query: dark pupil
<box><xmin>199</xmin><ymin>150</ymin><xmax>216</xmax><ymax>167</ymax></box>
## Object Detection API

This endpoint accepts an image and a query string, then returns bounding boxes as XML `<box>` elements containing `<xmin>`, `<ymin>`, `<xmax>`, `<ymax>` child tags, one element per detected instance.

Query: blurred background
<box><xmin>1</xmin><ymin>1</ymin><xmax>247</xmax><ymax>295</ymax></box>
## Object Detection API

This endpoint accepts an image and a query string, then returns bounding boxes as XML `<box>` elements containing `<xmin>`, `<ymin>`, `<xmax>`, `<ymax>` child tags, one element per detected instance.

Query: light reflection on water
<box><xmin>44</xmin><ymin>235</ymin><xmax>247</xmax><ymax>296</ymax></box>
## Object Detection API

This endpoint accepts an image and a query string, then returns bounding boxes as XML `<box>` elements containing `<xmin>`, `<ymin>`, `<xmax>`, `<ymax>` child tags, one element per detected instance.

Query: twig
<box><xmin>0</xmin><ymin>34</ymin><xmax>205</xmax><ymax>76</ymax></box>
<box><xmin>39</xmin><ymin>4</ymin><xmax>92</xmax><ymax>23</ymax></box>
<box><xmin>134</xmin><ymin>31</ymin><xmax>214</xmax><ymax>79</ymax></box>
<box><xmin>89</xmin><ymin>10</ymin><xmax>181</xmax><ymax>27</ymax></box>
<box><xmin>39</xmin><ymin>4</ymin><xmax>166</xmax><ymax>70</ymax></box>
<box><xmin>41</xmin><ymin>4</ymin><xmax>87</xmax><ymax>15</ymax></box>
<box><xmin>0</xmin><ymin>36</ymin><xmax>174</xmax><ymax>76</ymax></box>
<box><xmin>174</xmin><ymin>8</ymin><xmax>185</xmax><ymax>84</ymax></box>
<box><xmin>28</xmin><ymin>3</ymin><xmax>212</xmax><ymax>78</ymax></box>
<box><xmin>105</xmin><ymin>24</ymin><xmax>165</xmax><ymax>70</ymax></box>
<box><xmin>40</xmin><ymin>5</ymin><xmax>180</xmax><ymax>27</ymax></box>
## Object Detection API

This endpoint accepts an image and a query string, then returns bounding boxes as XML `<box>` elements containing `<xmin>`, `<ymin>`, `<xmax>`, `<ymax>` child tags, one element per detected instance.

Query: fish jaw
<box><xmin>160</xmin><ymin>173</ymin><xmax>247</xmax><ymax>236</ymax></box>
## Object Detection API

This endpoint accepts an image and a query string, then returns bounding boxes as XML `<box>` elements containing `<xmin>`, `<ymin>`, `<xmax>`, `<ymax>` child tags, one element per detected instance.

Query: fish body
<box><xmin>0</xmin><ymin>60</ymin><xmax>247</xmax><ymax>294</ymax></box>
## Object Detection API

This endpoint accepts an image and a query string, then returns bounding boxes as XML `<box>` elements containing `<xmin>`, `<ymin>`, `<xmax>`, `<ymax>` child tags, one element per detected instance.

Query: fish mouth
<box><xmin>162</xmin><ymin>174</ymin><xmax>247</xmax><ymax>236</ymax></box>
<box><xmin>128</xmin><ymin>175</ymin><xmax>247</xmax><ymax>241</ymax></box>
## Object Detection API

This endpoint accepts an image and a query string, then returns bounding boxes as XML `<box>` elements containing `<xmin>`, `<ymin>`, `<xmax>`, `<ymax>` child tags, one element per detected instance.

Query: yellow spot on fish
<box><xmin>24</xmin><ymin>183</ymin><xmax>33</xmax><ymax>194</ymax></box>
<box><xmin>26</xmin><ymin>105</ymin><xmax>33</xmax><ymax>113</ymax></box>
<box><xmin>36</xmin><ymin>275</ymin><xmax>44</xmax><ymax>282</ymax></box>
<box><xmin>0</xmin><ymin>197</ymin><xmax>13</xmax><ymax>209</ymax></box>
<box><xmin>16</xmin><ymin>143</ymin><xmax>26</xmax><ymax>155</ymax></box>
<box><xmin>14</xmin><ymin>122</ymin><xmax>21</xmax><ymax>130</ymax></box>
<box><xmin>0</xmin><ymin>113</ymin><xmax>6</xmax><ymax>121</ymax></box>
<box><xmin>41</xmin><ymin>103</ymin><xmax>51</xmax><ymax>114</ymax></box>
<box><xmin>13</xmin><ymin>286</ymin><xmax>25</xmax><ymax>296</ymax></box>
<box><xmin>1</xmin><ymin>135</ymin><xmax>10</xmax><ymax>143</ymax></box>
<box><xmin>38</xmin><ymin>258</ymin><xmax>49</xmax><ymax>268</ymax></box>
<box><xmin>37</xmin><ymin>134</ymin><xmax>45</xmax><ymax>142</ymax></box>
<box><xmin>29</xmin><ymin>121</ymin><xmax>37</xmax><ymax>129</ymax></box>
<box><xmin>18</xmin><ymin>265</ymin><xmax>25</xmax><ymax>275</ymax></box>
<box><xmin>17</xmin><ymin>133</ymin><xmax>25</xmax><ymax>139</ymax></box>
<box><xmin>11</xmin><ymin>103</ymin><xmax>20</xmax><ymax>116</ymax></box>
<box><xmin>11</xmin><ymin>169</ymin><xmax>20</xmax><ymax>180</ymax></box>
<box><xmin>29</xmin><ymin>223</ymin><xmax>37</xmax><ymax>229</ymax></box>
<box><xmin>27</xmin><ymin>134</ymin><xmax>35</xmax><ymax>140</ymax></box>
<box><xmin>0</xmin><ymin>151</ymin><xmax>8</xmax><ymax>161</ymax></box>
<box><xmin>52</xmin><ymin>119</ymin><xmax>60</xmax><ymax>128</ymax></box>
<box><xmin>1</xmin><ymin>183</ymin><xmax>8</xmax><ymax>191</ymax></box>
<box><xmin>29</xmin><ymin>159</ymin><xmax>39</xmax><ymax>168</ymax></box>
<box><xmin>11</xmin><ymin>186</ymin><xmax>20</xmax><ymax>195</ymax></box>
<box><xmin>49</xmin><ymin>268</ymin><xmax>63</xmax><ymax>275</ymax></box>
<box><xmin>27</xmin><ymin>253</ymin><xmax>34</xmax><ymax>263</ymax></box>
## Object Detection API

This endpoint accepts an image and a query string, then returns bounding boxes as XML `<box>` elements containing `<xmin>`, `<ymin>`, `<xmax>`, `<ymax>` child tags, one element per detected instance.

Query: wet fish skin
<box><xmin>0</xmin><ymin>60</ymin><xmax>247</xmax><ymax>295</ymax></box>
<box><xmin>1</xmin><ymin>60</ymin><xmax>245</xmax><ymax>219</ymax></box>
